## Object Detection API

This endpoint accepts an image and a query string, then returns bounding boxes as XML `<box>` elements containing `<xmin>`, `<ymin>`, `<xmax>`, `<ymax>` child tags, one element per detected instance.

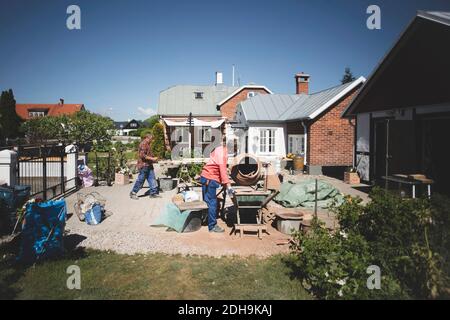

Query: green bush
<box><xmin>289</xmin><ymin>188</ymin><xmax>450</xmax><ymax>299</ymax></box>
<box><xmin>176</xmin><ymin>163</ymin><xmax>204</xmax><ymax>182</ymax></box>
<box><xmin>145</xmin><ymin>115</ymin><xmax>160</xmax><ymax>129</ymax></box>
<box><xmin>151</xmin><ymin>123</ymin><xmax>165</xmax><ymax>159</ymax></box>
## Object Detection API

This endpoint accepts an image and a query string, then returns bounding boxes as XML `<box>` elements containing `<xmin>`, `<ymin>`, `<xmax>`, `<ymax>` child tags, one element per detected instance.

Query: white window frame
<box><xmin>198</xmin><ymin>127</ymin><xmax>212</xmax><ymax>143</ymax></box>
<box><xmin>287</xmin><ymin>134</ymin><xmax>305</xmax><ymax>155</ymax></box>
<box><xmin>28</xmin><ymin>111</ymin><xmax>46</xmax><ymax>118</ymax></box>
<box><xmin>247</xmin><ymin>91</ymin><xmax>257</xmax><ymax>98</ymax></box>
<box><xmin>259</xmin><ymin>128</ymin><xmax>276</xmax><ymax>154</ymax></box>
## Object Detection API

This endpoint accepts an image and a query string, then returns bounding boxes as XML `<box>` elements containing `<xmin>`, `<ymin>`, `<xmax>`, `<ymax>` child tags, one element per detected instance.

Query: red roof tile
<box><xmin>16</xmin><ymin>103</ymin><xmax>85</xmax><ymax>120</ymax></box>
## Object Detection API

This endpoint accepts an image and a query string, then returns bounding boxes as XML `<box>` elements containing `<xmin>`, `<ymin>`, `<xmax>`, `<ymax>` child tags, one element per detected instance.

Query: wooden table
<box><xmin>382</xmin><ymin>175</ymin><xmax>434</xmax><ymax>198</ymax></box>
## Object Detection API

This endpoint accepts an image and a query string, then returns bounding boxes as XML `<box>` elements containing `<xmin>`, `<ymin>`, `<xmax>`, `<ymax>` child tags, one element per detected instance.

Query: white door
<box><xmin>288</xmin><ymin>134</ymin><xmax>304</xmax><ymax>155</ymax></box>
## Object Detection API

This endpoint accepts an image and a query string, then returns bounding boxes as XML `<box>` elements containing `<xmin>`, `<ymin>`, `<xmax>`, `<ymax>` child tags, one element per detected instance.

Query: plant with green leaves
<box><xmin>0</xmin><ymin>89</ymin><xmax>22</xmax><ymax>142</ymax></box>
<box><xmin>341</xmin><ymin>67</ymin><xmax>356</xmax><ymax>84</ymax></box>
<box><xmin>289</xmin><ymin>188</ymin><xmax>450</xmax><ymax>299</ymax></box>
<box><xmin>144</xmin><ymin>115</ymin><xmax>159</xmax><ymax>129</ymax></box>
<box><xmin>20</xmin><ymin>110</ymin><xmax>114</xmax><ymax>147</ymax></box>
<box><xmin>151</xmin><ymin>123</ymin><xmax>165</xmax><ymax>159</ymax></box>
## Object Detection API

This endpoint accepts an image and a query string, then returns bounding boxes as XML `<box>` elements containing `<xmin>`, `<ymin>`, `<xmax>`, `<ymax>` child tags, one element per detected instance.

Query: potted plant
<box><xmin>115</xmin><ymin>166</ymin><xmax>131</xmax><ymax>185</ymax></box>
<box><xmin>344</xmin><ymin>167</ymin><xmax>360</xmax><ymax>184</ymax></box>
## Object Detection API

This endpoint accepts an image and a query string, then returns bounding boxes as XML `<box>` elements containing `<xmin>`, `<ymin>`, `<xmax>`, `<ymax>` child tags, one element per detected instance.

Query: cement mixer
<box><xmin>230</xmin><ymin>154</ymin><xmax>262</xmax><ymax>186</ymax></box>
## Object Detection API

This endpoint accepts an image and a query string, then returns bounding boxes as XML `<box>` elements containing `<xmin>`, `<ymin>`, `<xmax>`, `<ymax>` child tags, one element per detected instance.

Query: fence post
<box><xmin>0</xmin><ymin>150</ymin><xmax>18</xmax><ymax>187</ymax></box>
<box><xmin>61</xmin><ymin>147</ymin><xmax>65</xmax><ymax>194</ymax></box>
<box><xmin>42</xmin><ymin>147</ymin><xmax>47</xmax><ymax>201</ymax></box>
<box><xmin>66</xmin><ymin>148</ymin><xmax>78</xmax><ymax>190</ymax></box>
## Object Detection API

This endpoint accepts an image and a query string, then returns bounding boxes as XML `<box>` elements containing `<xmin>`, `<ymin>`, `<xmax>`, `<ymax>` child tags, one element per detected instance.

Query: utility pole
<box><xmin>232</xmin><ymin>64</ymin><xmax>235</xmax><ymax>87</ymax></box>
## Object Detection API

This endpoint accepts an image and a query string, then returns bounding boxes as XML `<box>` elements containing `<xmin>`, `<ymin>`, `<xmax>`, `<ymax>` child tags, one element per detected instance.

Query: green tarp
<box><xmin>151</xmin><ymin>203</ymin><xmax>192</xmax><ymax>233</ymax></box>
<box><xmin>274</xmin><ymin>180</ymin><xmax>344</xmax><ymax>209</ymax></box>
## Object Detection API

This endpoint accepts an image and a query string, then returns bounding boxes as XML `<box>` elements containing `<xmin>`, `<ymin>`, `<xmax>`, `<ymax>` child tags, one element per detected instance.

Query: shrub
<box><xmin>289</xmin><ymin>188</ymin><xmax>450</xmax><ymax>299</ymax></box>
<box><xmin>151</xmin><ymin>123</ymin><xmax>165</xmax><ymax>159</ymax></box>
<box><xmin>145</xmin><ymin>115</ymin><xmax>160</xmax><ymax>129</ymax></box>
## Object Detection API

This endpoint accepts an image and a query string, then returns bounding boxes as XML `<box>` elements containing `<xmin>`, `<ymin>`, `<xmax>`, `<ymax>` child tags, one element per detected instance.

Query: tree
<box><xmin>68</xmin><ymin>110</ymin><xmax>115</xmax><ymax>145</ymax></box>
<box><xmin>20</xmin><ymin>115</ymin><xmax>69</xmax><ymax>143</ymax></box>
<box><xmin>0</xmin><ymin>89</ymin><xmax>22</xmax><ymax>141</ymax></box>
<box><xmin>21</xmin><ymin>110</ymin><xmax>114</xmax><ymax>146</ymax></box>
<box><xmin>144</xmin><ymin>115</ymin><xmax>160</xmax><ymax>130</ymax></box>
<box><xmin>341</xmin><ymin>67</ymin><xmax>356</xmax><ymax>84</ymax></box>
<box><xmin>151</xmin><ymin>123</ymin><xmax>165</xmax><ymax>159</ymax></box>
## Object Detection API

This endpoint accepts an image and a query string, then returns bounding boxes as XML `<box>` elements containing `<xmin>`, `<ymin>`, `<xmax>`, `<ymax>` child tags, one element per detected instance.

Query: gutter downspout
<box><xmin>301</xmin><ymin>120</ymin><xmax>308</xmax><ymax>167</ymax></box>
<box><xmin>348</xmin><ymin>118</ymin><xmax>356</xmax><ymax>168</ymax></box>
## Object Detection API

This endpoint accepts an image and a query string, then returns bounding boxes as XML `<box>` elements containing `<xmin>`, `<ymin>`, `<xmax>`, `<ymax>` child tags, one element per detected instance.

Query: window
<box><xmin>247</xmin><ymin>91</ymin><xmax>257</xmax><ymax>98</ymax></box>
<box><xmin>288</xmin><ymin>134</ymin><xmax>305</xmax><ymax>155</ymax></box>
<box><xmin>194</xmin><ymin>92</ymin><xmax>204</xmax><ymax>99</ymax></box>
<box><xmin>199</xmin><ymin>127</ymin><xmax>212</xmax><ymax>143</ymax></box>
<box><xmin>28</xmin><ymin>111</ymin><xmax>46</xmax><ymax>118</ymax></box>
<box><xmin>259</xmin><ymin>129</ymin><xmax>276</xmax><ymax>153</ymax></box>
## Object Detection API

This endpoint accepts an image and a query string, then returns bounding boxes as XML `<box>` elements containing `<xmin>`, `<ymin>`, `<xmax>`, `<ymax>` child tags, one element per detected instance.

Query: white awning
<box><xmin>163</xmin><ymin>118</ymin><xmax>225</xmax><ymax>128</ymax></box>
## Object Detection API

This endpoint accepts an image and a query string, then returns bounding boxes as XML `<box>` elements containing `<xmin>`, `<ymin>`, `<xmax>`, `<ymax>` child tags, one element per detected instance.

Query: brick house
<box><xmin>16</xmin><ymin>99</ymin><xmax>85</xmax><ymax>120</ymax></box>
<box><xmin>236</xmin><ymin>73</ymin><xmax>365</xmax><ymax>175</ymax></box>
<box><xmin>158</xmin><ymin>72</ymin><xmax>271</xmax><ymax>158</ymax></box>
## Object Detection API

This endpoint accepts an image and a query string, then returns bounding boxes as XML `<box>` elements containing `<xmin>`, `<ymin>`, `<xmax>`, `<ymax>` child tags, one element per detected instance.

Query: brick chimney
<box><xmin>295</xmin><ymin>72</ymin><xmax>310</xmax><ymax>95</ymax></box>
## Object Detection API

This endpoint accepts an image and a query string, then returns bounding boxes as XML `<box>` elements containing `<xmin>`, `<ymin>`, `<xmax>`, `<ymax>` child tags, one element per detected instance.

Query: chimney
<box><xmin>215</xmin><ymin>72</ymin><xmax>223</xmax><ymax>86</ymax></box>
<box><xmin>295</xmin><ymin>72</ymin><xmax>310</xmax><ymax>95</ymax></box>
<box><xmin>59</xmin><ymin>98</ymin><xmax>64</xmax><ymax>105</ymax></box>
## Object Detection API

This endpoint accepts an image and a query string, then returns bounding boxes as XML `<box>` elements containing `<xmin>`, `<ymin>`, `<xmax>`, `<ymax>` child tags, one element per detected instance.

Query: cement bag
<box><xmin>18</xmin><ymin>199</ymin><xmax>67</xmax><ymax>263</ymax></box>
<box><xmin>275</xmin><ymin>180</ymin><xmax>344</xmax><ymax>209</ymax></box>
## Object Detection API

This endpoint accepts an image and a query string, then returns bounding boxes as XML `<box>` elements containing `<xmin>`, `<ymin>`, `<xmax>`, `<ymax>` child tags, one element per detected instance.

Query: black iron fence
<box><xmin>16</xmin><ymin>144</ymin><xmax>78</xmax><ymax>200</ymax></box>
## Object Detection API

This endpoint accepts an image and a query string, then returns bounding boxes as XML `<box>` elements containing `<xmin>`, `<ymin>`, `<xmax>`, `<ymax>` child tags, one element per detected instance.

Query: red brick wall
<box><xmin>296</xmin><ymin>82</ymin><xmax>309</xmax><ymax>95</ymax></box>
<box><xmin>220</xmin><ymin>88</ymin><xmax>270</xmax><ymax>120</ymax></box>
<box><xmin>307</xmin><ymin>89</ymin><xmax>359</xmax><ymax>166</ymax></box>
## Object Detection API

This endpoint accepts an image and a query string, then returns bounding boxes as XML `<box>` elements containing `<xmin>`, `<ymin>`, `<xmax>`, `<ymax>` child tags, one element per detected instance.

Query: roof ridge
<box><xmin>309</xmin><ymin>81</ymin><xmax>351</xmax><ymax>96</ymax></box>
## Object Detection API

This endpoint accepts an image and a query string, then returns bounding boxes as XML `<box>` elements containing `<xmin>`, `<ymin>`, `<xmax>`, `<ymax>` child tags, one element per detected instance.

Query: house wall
<box><xmin>354</xmin><ymin>104</ymin><xmax>450</xmax><ymax>184</ymax></box>
<box><xmin>308</xmin><ymin>90</ymin><xmax>358</xmax><ymax>167</ymax></box>
<box><xmin>245</xmin><ymin>123</ymin><xmax>287</xmax><ymax>162</ymax></box>
<box><xmin>286</xmin><ymin>122</ymin><xmax>305</xmax><ymax>135</ymax></box>
<box><xmin>220</xmin><ymin>88</ymin><xmax>270</xmax><ymax>120</ymax></box>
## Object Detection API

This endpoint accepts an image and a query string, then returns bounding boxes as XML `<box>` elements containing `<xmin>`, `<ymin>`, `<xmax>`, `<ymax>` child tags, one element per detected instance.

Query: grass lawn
<box><xmin>0</xmin><ymin>247</ymin><xmax>311</xmax><ymax>300</ymax></box>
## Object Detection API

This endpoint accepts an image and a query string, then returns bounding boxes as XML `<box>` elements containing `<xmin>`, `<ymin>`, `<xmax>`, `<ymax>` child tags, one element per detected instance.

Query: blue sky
<box><xmin>1</xmin><ymin>0</ymin><xmax>449</xmax><ymax>121</ymax></box>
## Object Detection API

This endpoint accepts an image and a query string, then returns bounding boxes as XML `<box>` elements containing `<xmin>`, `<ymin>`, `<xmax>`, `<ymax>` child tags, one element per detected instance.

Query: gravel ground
<box><xmin>65</xmin><ymin>183</ymin><xmax>291</xmax><ymax>258</ymax></box>
<box><xmin>64</xmin><ymin>169</ymin><xmax>369</xmax><ymax>257</ymax></box>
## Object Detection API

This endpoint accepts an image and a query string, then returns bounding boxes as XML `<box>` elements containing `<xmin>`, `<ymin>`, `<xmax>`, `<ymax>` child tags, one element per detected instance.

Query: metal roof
<box><xmin>239</xmin><ymin>94</ymin><xmax>302</xmax><ymax>122</ymax></box>
<box><xmin>418</xmin><ymin>11</ymin><xmax>450</xmax><ymax>26</ymax></box>
<box><xmin>240</xmin><ymin>79</ymin><xmax>363</xmax><ymax>122</ymax></box>
<box><xmin>158</xmin><ymin>85</ymin><xmax>238</xmax><ymax>116</ymax></box>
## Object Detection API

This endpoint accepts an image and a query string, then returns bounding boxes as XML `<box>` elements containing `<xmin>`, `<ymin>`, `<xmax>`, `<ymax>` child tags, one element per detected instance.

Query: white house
<box><xmin>235</xmin><ymin>75</ymin><xmax>366</xmax><ymax>174</ymax></box>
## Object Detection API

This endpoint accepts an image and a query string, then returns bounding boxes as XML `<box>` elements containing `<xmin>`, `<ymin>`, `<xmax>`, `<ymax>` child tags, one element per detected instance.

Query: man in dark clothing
<box><xmin>130</xmin><ymin>134</ymin><xmax>159</xmax><ymax>199</ymax></box>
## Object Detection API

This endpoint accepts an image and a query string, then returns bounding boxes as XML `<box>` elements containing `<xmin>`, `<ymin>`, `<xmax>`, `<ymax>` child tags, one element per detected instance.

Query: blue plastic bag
<box><xmin>84</xmin><ymin>203</ymin><xmax>103</xmax><ymax>225</ymax></box>
<box><xmin>18</xmin><ymin>199</ymin><xmax>67</xmax><ymax>263</ymax></box>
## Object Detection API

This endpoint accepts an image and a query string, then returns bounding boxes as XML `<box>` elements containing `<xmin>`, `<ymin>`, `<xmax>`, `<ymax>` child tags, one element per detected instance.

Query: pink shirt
<box><xmin>201</xmin><ymin>146</ymin><xmax>230</xmax><ymax>185</ymax></box>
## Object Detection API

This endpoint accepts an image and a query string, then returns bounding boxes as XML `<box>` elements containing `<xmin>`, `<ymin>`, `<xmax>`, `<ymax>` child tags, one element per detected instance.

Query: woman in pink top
<box><xmin>200</xmin><ymin>137</ymin><xmax>232</xmax><ymax>233</ymax></box>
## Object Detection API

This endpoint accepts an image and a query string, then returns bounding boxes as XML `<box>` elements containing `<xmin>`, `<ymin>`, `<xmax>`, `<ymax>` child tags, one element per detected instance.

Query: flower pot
<box><xmin>344</xmin><ymin>172</ymin><xmax>360</xmax><ymax>185</ymax></box>
<box><xmin>115</xmin><ymin>173</ymin><xmax>130</xmax><ymax>185</ymax></box>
